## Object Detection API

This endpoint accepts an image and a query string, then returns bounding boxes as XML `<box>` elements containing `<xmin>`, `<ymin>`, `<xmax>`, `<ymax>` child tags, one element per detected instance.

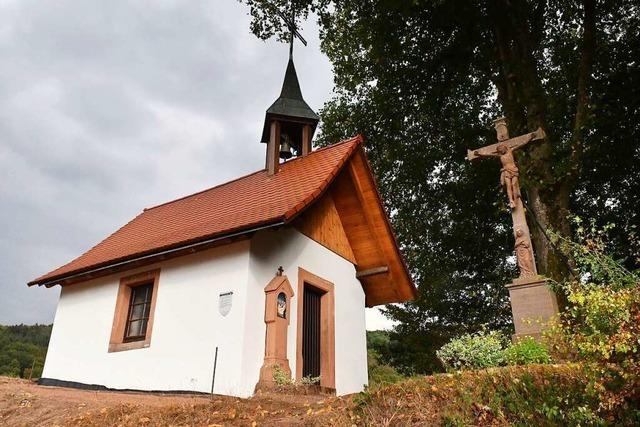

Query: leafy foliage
<box><xmin>271</xmin><ymin>363</ymin><xmax>320</xmax><ymax>387</ymax></box>
<box><xmin>298</xmin><ymin>374</ymin><xmax>321</xmax><ymax>386</ymax></box>
<box><xmin>546</xmin><ymin>226</ymin><xmax>640</xmax><ymax>418</ymax></box>
<box><xmin>0</xmin><ymin>324</ymin><xmax>51</xmax><ymax>379</ymax></box>
<box><xmin>366</xmin><ymin>330</ymin><xmax>405</xmax><ymax>387</ymax></box>
<box><xmin>271</xmin><ymin>363</ymin><xmax>292</xmax><ymax>386</ymax></box>
<box><xmin>504</xmin><ymin>337</ymin><xmax>551</xmax><ymax>366</ymax></box>
<box><xmin>436</xmin><ymin>330</ymin><xmax>505</xmax><ymax>371</ymax></box>
<box><xmin>437</xmin><ymin>330</ymin><xmax>552</xmax><ymax>370</ymax></box>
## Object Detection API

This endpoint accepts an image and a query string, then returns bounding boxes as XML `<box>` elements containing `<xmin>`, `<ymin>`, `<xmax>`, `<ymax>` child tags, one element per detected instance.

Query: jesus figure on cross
<box><xmin>468</xmin><ymin>119</ymin><xmax>541</xmax><ymax>210</ymax></box>
<box><xmin>473</xmin><ymin>141</ymin><xmax>529</xmax><ymax>209</ymax></box>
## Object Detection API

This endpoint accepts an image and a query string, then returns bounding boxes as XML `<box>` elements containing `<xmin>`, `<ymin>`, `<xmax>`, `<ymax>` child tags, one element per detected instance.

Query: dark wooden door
<box><xmin>302</xmin><ymin>286</ymin><xmax>322</xmax><ymax>378</ymax></box>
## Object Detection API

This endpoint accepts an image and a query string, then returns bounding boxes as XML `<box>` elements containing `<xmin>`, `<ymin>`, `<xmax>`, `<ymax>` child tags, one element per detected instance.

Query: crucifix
<box><xmin>276</xmin><ymin>4</ymin><xmax>307</xmax><ymax>59</ymax></box>
<box><xmin>467</xmin><ymin>117</ymin><xmax>546</xmax><ymax>278</ymax></box>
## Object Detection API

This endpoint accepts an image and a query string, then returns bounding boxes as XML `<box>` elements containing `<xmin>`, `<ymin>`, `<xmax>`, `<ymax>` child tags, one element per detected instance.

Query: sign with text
<box><xmin>218</xmin><ymin>291</ymin><xmax>233</xmax><ymax>317</ymax></box>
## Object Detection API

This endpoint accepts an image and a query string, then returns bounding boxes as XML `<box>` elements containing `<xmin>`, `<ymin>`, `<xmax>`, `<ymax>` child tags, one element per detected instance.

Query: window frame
<box><xmin>123</xmin><ymin>282</ymin><xmax>154</xmax><ymax>342</ymax></box>
<box><xmin>109</xmin><ymin>269</ymin><xmax>160</xmax><ymax>352</ymax></box>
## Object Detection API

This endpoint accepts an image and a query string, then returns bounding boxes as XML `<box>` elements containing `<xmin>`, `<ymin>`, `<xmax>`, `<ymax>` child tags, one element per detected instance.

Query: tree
<box><xmin>241</xmin><ymin>0</ymin><xmax>640</xmax><ymax>372</ymax></box>
<box><xmin>0</xmin><ymin>324</ymin><xmax>51</xmax><ymax>379</ymax></box>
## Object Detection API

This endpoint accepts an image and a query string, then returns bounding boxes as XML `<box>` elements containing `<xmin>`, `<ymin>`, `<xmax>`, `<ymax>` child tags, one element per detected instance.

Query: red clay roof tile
<box><xmin>30</xmin><ymin>136</ymin><xmax>363</xmax><ymax>285</ymax></box>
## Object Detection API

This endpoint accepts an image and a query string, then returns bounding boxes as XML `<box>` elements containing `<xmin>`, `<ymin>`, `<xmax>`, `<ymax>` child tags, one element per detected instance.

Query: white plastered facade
<box><xmin>42</xmin><ymin>227</ymin><xmax>368</xmax><ymax>397</ymax></box>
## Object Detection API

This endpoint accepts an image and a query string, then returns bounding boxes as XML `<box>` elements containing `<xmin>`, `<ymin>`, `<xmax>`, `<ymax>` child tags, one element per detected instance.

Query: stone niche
<box><xmin>256</xmin><ymin>273</ymin><xmax>294</xmax><ymax>389</ymax></box>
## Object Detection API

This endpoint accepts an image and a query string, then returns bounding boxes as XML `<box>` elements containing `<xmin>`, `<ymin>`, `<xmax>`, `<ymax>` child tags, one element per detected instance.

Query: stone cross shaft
<box><xmin>467</xmin><ymin>118</ymin><xmax>546</xmax><ymax>278</ymax></box>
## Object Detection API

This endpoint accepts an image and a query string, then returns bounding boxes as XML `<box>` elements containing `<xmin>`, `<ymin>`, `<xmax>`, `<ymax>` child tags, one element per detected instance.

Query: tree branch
<box><xmin>567</xmin><ymin>0</ymin><xmax>596</xmax><ymax>186</ymax></box>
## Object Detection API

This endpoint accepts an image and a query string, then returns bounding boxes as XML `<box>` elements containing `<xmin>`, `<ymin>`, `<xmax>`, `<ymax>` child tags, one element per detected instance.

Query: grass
<box><xmin>5</xmin><ymin>364</ymin><xmax>630</xmax><ymax>426</ymax></box>
<box><xmin>355</xmin><ymin>364</ymin><xmax>604</xmax><ymax>426</ymax></box>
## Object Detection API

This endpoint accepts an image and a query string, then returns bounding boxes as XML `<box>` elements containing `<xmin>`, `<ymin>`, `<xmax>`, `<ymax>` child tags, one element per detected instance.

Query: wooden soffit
<box><xmin>294</xmin><ymin>192</ymin><xmax>356</xmax><ymax>264</ymax></box>
<box><xmin>296</xmin><ymin>146</ymin><xmax>416</xmax><ymax>306</ymax></box>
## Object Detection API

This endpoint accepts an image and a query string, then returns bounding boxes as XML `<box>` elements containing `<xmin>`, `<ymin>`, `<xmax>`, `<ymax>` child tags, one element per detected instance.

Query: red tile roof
<box><xmin>30</xmin><ymin>136</ymin><xmax>363</xmax><ymax>286</ymax></box>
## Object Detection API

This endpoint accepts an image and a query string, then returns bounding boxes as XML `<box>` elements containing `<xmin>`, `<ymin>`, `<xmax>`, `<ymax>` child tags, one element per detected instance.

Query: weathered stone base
<box><xmin>506</xmin><ymin>276</ymin><xmax>559</xmax><ymax>340</ymax></box>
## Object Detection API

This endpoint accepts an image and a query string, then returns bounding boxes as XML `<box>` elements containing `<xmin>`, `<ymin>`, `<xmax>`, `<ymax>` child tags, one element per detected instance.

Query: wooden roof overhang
<box><xmin>294</xmin><ymin>147</ymin><xmax>416</xmax><ymax>306</ymax></box>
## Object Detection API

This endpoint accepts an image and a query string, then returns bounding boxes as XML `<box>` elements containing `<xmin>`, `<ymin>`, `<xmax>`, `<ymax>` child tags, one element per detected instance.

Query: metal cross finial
<box><xmin>276</xmin><ymin>3</ymin><xmax>307</xmax><ymax>59</ymax></box>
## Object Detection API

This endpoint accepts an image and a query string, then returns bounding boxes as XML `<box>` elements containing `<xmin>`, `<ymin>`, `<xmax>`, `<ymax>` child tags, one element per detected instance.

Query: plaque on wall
<box><xmin>219</xmin><ymin>291</ymin><xmax>233</xmax><ymax>317</ymax></box>
<box><xmin>277</xmin><ymin>292</ymin><xmax>287</xmax><ymax>319</ymax></box>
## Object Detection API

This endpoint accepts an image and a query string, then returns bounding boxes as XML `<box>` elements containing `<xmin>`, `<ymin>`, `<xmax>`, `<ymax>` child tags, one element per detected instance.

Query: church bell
<box><xmin>279</xmin><ymin>134</ymin><xmax>293</xmax><ymax>159</ymax></box>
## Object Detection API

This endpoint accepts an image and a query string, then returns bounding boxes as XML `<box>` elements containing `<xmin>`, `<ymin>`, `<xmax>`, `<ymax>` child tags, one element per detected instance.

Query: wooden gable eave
<box><xmin>327</xmin><ymin>147</ymin><xmax>417</xmax><ymax>306</ymax></box>
<box><xmin>294</xmin><ymin>192</ymin><xmax>357</xmax><ymax>264</ymax></box>
<box><xmin>347</xmin><ymin>149</ymin><xmax>416</xmax><ymax>303</ymax></box>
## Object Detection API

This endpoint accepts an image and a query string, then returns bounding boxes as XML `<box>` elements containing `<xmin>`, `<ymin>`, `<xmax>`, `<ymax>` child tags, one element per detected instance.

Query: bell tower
<box><xmin>261</xmin><ymin>7</ymin><xmax>319</xmax><ymax>175</ymax></box>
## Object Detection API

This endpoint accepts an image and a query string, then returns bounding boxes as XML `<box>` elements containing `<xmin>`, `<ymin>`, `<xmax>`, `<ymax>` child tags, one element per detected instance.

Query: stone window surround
<box><xmin>108</xmin><ymin>269</ymin><xmax>160</xmax><ymax>353</ymax></box>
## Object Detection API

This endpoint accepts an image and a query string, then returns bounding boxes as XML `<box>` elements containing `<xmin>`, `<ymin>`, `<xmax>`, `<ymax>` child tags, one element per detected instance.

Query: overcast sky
<box><xmin>0</xmin><ymin>0</ymin><xmax>393</xmax><ymax>330</ymax></box>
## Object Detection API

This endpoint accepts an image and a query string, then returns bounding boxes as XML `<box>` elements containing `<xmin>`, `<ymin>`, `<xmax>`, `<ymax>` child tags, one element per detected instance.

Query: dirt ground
<box><xmin>0</xmin><ymin>376</ymin><xmax>357</xmax><ymax>426</ymax></box>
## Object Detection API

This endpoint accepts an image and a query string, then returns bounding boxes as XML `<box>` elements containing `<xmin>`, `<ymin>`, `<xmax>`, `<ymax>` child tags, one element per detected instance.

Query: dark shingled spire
<box><xmin>278</xmin><ymin>58</ymin><xmax>303</xmax><ymax>100</ymax></box>
<box><xmin>261</xmin><ymin>58</ymin><xmax>320</xmax><ymax>144</ymax></box>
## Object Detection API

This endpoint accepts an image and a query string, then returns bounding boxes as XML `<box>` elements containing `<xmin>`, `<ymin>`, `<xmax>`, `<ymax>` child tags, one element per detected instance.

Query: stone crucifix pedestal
<box><xmin>467</xmin><ymin>118</ymin><xmax>559</xmax><ymax>340</ymax></box>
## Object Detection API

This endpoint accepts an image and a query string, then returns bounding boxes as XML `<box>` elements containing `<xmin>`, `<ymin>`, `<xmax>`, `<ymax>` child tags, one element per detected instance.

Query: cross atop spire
<box><xmin>276</xmin><ymin>3</ymin><xmax>307</xmax><ymax>59</ymax></box>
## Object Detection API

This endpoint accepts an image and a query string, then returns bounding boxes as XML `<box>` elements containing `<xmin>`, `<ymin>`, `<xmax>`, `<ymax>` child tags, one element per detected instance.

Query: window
<box><xmin>109</xmin><ymin>269</ymin><xmax>160</xmax><ymax>352</ymax></box>
<box><xmin>124</xmin><ymin>283</ymin><xmax>153</xmax><ymax>341</ymax></box>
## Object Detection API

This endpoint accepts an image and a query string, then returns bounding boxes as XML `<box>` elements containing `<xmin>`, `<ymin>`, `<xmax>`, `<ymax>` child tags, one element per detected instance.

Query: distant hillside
<box><xmin>0</xmin><ymin>324</ymin><xmax>52</xmax><ymax>379</ymax></box>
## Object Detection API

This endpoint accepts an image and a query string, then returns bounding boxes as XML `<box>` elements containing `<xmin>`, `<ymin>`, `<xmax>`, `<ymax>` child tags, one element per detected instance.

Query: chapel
<box><xmin>30</xmin><ymin>48</ymin><xmax>416</xmax><ymax>397</ymax></box>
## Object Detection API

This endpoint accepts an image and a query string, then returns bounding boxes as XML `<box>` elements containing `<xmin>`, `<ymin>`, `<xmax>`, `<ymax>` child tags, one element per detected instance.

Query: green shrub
<box><xmin>546</xmin><ymin>221</ymin><xmax>640</xmax><ymax>420</ymax></box>
<box><xmin>504</xmin><ymin>337</ymin><xmax>551</xmax><ymax>366</ymax></box>
<box><xmin>367</xmin><ymin>348</ymin><xmax>404</xmax><ymax>388</ymax></box>
<box><xmin>436</xmin><ymin>330</ymin><xmax>505</xmax><ymax>371</ymax></box>
<box><xmin>271</xmin><ymin>364</ymin><xmax>293</xmax><ymax>386</ymax></box>
<box><xmin>271</xmin><ymin>364</ymin><xmax>321</xmax><ymax>387</ymax></box>
<box><xmin>299</xmin><ymin>375</ymin><xmax>321</xmax><ymax>386</ymax></box>
<box><xmin>369</xmin><ymin>362</ymin><xmax>404</xmax><ymax>388</ymax></box>
<box><xmin>357</xmin><ymin>364</ymin><xmax>610</xmax><ymax>426</ymax></box>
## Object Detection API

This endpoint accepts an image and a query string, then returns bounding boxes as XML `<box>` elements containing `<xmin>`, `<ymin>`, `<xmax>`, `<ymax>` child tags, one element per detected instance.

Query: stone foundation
<box><xmin>506</xmin><ymin>276</ymin><xmax>559</xmax><ymax>340</ymax></box>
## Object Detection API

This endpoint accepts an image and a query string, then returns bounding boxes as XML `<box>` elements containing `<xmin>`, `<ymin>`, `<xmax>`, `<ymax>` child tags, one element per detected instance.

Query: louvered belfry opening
<box><xmin>302</xmin><ymin>284</ymin><xmax>322</xmax><ymax>378</ymax></box>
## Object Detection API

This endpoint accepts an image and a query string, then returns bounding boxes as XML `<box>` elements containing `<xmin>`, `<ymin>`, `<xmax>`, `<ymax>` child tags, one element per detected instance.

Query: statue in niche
<box><xmin>277</xmin><ymin>292</ymin><xmax>287</xmax><ymax>318</ymax></box>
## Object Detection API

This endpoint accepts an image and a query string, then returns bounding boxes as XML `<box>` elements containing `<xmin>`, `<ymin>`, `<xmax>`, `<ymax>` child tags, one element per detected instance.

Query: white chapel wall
<box><xmin>244</xmin><ymin>227</ymin><xmax>368</xmax><ymax>396</ymax></box>
<box><xmin>42</xmin><ymin>240</ymin><xmax>252</xmax><ymax>396</ymax></box>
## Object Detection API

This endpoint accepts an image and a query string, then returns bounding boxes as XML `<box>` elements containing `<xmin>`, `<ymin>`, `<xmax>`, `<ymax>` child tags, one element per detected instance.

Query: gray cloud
<box><xmin>0</xmin><ymin>0</ymin><xmax>333</xmax><ymax>324</ymax></box>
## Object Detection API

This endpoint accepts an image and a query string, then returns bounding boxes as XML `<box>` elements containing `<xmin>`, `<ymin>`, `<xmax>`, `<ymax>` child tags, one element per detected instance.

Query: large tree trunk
<box><xmin>526</xmin><ymin>186</ymin><xmax>572</xmax><ymax>280</ymax></box>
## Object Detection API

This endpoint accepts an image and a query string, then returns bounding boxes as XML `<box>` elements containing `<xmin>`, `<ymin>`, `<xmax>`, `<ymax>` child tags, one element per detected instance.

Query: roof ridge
<box><xmin>143</xmin><ymin>136</ymin><xmax>362</xmax><ymax>213</ymax></box>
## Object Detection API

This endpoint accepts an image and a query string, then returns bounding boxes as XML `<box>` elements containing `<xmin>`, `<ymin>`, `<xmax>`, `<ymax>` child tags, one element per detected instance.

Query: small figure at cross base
<box><xmin>514</xmin><ymin>228</ymin><xmax>536</xmax><ymax>277</ymax></box>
